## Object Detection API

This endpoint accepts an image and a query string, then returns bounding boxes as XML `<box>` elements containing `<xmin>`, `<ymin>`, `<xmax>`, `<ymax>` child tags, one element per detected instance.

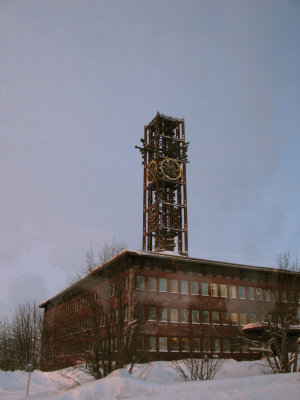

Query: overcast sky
<box><xmin>1</xmin><ymin>0</ymin><xmax>299</xmax><ymax>316</ymax></box>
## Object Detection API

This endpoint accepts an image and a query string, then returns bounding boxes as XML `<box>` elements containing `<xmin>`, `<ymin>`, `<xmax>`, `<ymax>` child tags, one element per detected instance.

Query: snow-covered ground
<box><xmin>0</xmin><ymin>360</ymin><xmax>299</xmax><ymax>400</ymax></box>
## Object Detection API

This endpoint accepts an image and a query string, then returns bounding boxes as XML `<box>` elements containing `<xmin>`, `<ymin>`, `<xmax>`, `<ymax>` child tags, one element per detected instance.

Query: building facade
<box><xmin>40</xmin><ymin>250</ymin><xmax>299</xmax><ymax>371</ymax></box>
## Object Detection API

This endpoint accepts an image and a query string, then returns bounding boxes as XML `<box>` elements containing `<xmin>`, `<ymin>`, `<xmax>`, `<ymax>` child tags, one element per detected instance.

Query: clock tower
<box><xmin>136</xmin><ymin>112</ymin><xmax>189</xmax><ymax>255</ymax></box>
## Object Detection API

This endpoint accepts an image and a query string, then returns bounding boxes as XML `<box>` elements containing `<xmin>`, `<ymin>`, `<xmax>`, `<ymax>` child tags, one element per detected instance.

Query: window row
<box><xmin>136</xmin><ymin>275</ymin><xmax>286</xmax><ymax>302</ymax></box>
<box><xmin>136</xmin><ymin>336</ymin><xmax>254</xmax><ymax>354</ymax></box>
<box><xmin>57</xmin><ymin>337</ymin><xmax>125</xmax><ymax>356</ymax></box>
<box><xmin>55</xmin><ymin>276</ymin><xmax>129</xmax><ymax>317</ymax></box>
<box><xmin>56</xmin><ymin>336</ymin><xmax>255</xmax><ymax>357</ymax></box>
<box><xmin>144</xmin><ymin>306</ymin><xmax>263</xmax><ymax>326</ymax></box>
<box><xmin>55</xmin><ymin>307</ymin><xmax>128</xmax><ymax>337</ymax></box>
<box><xmin>136</xmin><ymin>275</ymin><xmax>286</xmax><ymax>301</ymax></box>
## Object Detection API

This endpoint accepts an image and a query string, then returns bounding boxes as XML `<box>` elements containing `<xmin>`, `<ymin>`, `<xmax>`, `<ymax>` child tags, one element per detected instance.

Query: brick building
<box><xmin>39</xmin><ymin>113</ymin><xmax>299</xmax><ymax>370</ymax></box>
<box><xmin>39</xmin><ymin>249</ymin><xmax>299</xmax><ymax>371</ymax></box>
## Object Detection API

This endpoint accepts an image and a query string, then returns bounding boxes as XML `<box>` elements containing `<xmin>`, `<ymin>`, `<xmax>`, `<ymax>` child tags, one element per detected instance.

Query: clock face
<box><xmin>146</xmin><ymin>160</ymin><xmax>158</xmax><ymax>184</ymax></box>
<box><xmin>161</xmin><ymin>158</ymin><xmax>182</xmax><ymax>180</ymax></box>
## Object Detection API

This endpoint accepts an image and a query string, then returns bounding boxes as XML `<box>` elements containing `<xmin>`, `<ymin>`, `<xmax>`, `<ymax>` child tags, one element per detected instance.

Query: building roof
<box><xmin>39</xmin><ymin>249</ymin><xmax>299</xmax><ymax>309</ymax></box>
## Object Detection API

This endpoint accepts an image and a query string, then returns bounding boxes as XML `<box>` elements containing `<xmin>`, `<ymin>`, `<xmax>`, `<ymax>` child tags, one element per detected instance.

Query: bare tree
<box><xmin>80</xmin><ymin>282</ymin><xmax>141</xmax><ymax>379</ymax></box>
<box><xmin>98</xmin><ymin>242</ymin><xmax>126</xmax><ymax>264</ymax></box>
<box><xmin>40</xmin><ymin>328</ymin><xmax>58</xmax><ymax>369</ymax></box>
<box><xmin>11</xmin><ymin>300</ymin><xmax>43</xmax><ymax>370</ymax></box>
<box><xmin>67</xmin><ymin>241</ymin><xmax>126</xmax><ymax>285</ymax></box>
<box><xmin>0</xmin><ymin>300</ymin><xmax>43</xmax><ymax>371</ymax></box>
<box><xmin>243</xmin><ymin>252</ymin><xmax>300</xmax><ymax>373</ymax></box>
<box><xmin>0</xmin><ymin>317</ymin><xmax>15</xmax><ymax>370</ymax></box>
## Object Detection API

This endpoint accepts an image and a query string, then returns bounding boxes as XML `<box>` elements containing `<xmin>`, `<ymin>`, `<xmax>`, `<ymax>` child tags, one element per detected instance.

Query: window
<box><xmin>231</xmin><ymin>312</ymin><xmax>238</xmax><ymax>325</ymax></box>
<box><xmin>203</xmin><ymin>338</ymin><xmax>210</xmax><ymax>352</ymax></box>
<box><xmin>191</xmin><ymin>281</ymin><xmax>198</xmax><ymax>295</ymax></box>
<box><xmin>170</xmin><ymin>279</ymin><xmax>178</xmax><ymax>293</ymax></box>
<box><xmin>124</xmin><ymin>276</ymin><xmax>129</xmax><ymax>291</ymax></box>
<box><xmin>137</xmin><ymin>336</ymin><xmax>144</xmax><ymax>351</ymax></box>
<box><xmin>149</xmin><ymin>336</ymin><xmax>156</xmax><ymax>351</ymax></box>
<box><xmin>248</xmin><ymin>313</ymin><xmax>256</xmax><ymax>323</ymax></box>
<box><xmin>281</xmin><ymin>291</ymin><xmax>287</xmax><ymax>302</ymax></box>
<box><xmin>159</xmin><ymin>307</ymin><xmax>167</xmax><ymax>322</ymax></box>
<box><xmin>212</xmin><ymin>311</ymin><xmax>220</xmax><ymax>324</ymax></box>
<box><xmin>124</xmin><ymin>306</ymin><xmax>128</xmax><ymax>321</ymax></box>
<box><xmin>238</xmin><ymin>286</ymin><xmax>246</xmax><ymax>299</ymax></box>
<box><xmin>257</xmin><ymin>313</ymin><xmax>264</xmax><ymax>322</ymax></box>
<box><xmin>221</xmin><ymin>311</ymin><xmax>230</xmax><ymax>324</ymax></box>
<box><xmin>256</xmin><ymin>288</ymin><xmax>263</xmax><ymax>300</ymax></box>
<box><xmin>148</xmin><ymin>306</ymin><xmax>156</xmax><ymax>321</ymax></box>
<box><xmin>213</xmin><ymin>338</ymin><xmax>220</xmax><ymax>353</ymax></box>
<box><xmin>230</xmin><ymin>286</ymin><xmax>237</xmax><ymax>298</ymax></box>
<box><xmin>201</xmin><ymin>282</ymin><xmax>208</xmax><ymax>296</ymax></box>
<box><xmin>231</xmin><ymin>339</ymin><xmax>240</xmax><ymax>353</ymax></box>
<box><xmin>171</xmin><ymin>337</ymin><xmax>179</xmax><ymax>351</ymax></box>
<box><xmin>192</xmin><ymin>309</ymin><xmax>200</xmax><ymax>323</ymax></box>
<box><xmin>223</xmin><ymin>339</ymin><xmax>230</xmax><ymax>353</ymax></box>
<box><xmin>202</xmin><ymin>310</ymin><xmax>209</xmax><ymax>324</ymax></box>
<box><xmin>220</xmin><ymin>284</ymin><xmax>228</xmax><ymax>297</ymax></box>
<box><xmin>159</xmin><ymin>336</ymin><xmax>167</xmax><ymax>351</ymax></box>
<box><xmin>191</xmin><ymin>338</ymin><xmax>201</xmax><ymax>352</ymax></box>
<box><xmin>100</xmin><ymin>314</ymin><xmax>104</xmax><ymax>327</ymax></box>
<box><xmin>211</xmin><ymin>283</ymin><xmax>218</xmax><ymax>296</ymax></box>
<box><xmin>265</xmin><ymin>289</ymin><xmax>271</xmax><ymax>301</ymax></box>
<box><xmin>159</xmin><ymin>278</ymin><xmax>167</xmax><ymax>292</ymax></box>
<box><xmin>181</xmin><ymin>337</ymin><xmax>189</xmax><ymax>352</ymax></box>
<box><xmin>240</xmin><ymin>313</ymin><xmax>247</xmax><ymax>326</ymax></box>
<box><xmin>242</xmin><ymin>340</ymin><xmax>249</xmax><ymax>353</ymax></box>
<box><xmin>136</xmin><ymin>304</ymin><xmax>144</xmax><ymax>320</ymax></box>
<box><xmin>181</xmin><ymin>280</ymin><xmax>189</xmax><ymax>294</ymax></box>
<box><xmin>111</xmin><ymin>337</ymin><xmax>117</xmax><ymax>351</ymax></box>
<box><xmin>181</xmin><ymin>309</ymin><xmax>189</xmax><ymax>323</ymax></box>
<box><xmin>248</xmin><ymin>287</ymin><xmax>254</xmax><ymax>300</ymax></box>
<box><xmin>111</xmin><ymin>283</ymin><xmax>116</xmax><ymax>296</ymax></box>
<box><xmin>136</xmin><ymin>275</ymin><xmax>145</xmax><ymax>289</ymax></box>
<box><xmin>148</xmin><ymin>277</ymin><xmax>156</xmax><ymax>291</ymax></box>
<box><xmin>170</xmin><ymin>308</ymin><xmax>179</xmax><ymax>322</ymax></box>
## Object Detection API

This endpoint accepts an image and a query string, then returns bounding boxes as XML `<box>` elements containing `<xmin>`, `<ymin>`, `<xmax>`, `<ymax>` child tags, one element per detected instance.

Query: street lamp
<box><xmin>24</xmin><ymin>364</ymin><xmax>34</xmax><ymax>397</ymax></box>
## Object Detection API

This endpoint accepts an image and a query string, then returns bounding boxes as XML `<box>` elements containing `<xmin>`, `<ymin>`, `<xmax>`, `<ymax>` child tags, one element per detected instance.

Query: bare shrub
<box><xmin>172</xmin><ymin>355</ymin><xmax>223</xmax><ymax>381</ymax></box>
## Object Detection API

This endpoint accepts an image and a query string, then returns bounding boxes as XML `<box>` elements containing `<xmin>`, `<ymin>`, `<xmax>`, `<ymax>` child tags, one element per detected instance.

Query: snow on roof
<box><xmin>242</xmin><ymin>323</ymin><xmax>264</xmax><ymax>332</ymax></box>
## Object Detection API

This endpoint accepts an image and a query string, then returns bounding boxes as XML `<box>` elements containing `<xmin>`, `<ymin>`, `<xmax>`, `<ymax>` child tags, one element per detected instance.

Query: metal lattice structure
<box><xmin>136</xmin><ymin>112</ymin><xmax>189</xmax><ymax>255</ymax></box>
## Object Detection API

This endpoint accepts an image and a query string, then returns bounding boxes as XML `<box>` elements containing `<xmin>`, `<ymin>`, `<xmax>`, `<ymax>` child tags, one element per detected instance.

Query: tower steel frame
<box><xmin>137</xmin><ymin>112</ymin><xmax>189</xmax><ymax>255</ymax></box>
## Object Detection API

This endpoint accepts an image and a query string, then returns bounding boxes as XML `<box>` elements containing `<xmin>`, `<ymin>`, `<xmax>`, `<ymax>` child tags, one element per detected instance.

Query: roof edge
<box><xmin>40</xmin><ymin>249</ymin><xmax>299</xmax><ymax>308</ymax></box>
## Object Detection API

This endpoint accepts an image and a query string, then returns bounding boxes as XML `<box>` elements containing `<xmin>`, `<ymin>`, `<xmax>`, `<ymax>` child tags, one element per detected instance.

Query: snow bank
<box><xmin>0</xmin><ymin>360</ymin><xmax>299</xmax><ymax>400</ymax></box>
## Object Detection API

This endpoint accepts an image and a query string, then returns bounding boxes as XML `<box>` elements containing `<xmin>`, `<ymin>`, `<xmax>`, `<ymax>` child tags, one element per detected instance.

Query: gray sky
<box><xmin>1</xmin><ymin>0</ymin><xmax>299</xmax><ymax>316</ymax></box>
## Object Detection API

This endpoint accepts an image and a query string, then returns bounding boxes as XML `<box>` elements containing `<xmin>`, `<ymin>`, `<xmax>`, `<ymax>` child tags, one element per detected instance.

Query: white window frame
<box><xmin>148</xmin><ymin>276</ymin><xmax>156</xmax><ymax>291</ymax></box>
<box><xmin>170</xmin><ymin>279</ymin><xmax>178</xmax><ymax>293</ymax></box>
<box><xmin>191</xmin><ymin>281</ymin><xmax>198</xmax><ymax>295</ymax></box>
<box><xmin>136</xmin><ymin>275</ymin><xmax>145</xmax><ymax>290</ymax></box>
<box><xmin>181</xmin><ymin>280</ymin><xmax>189</xmax><ymax>294</ymax></box>
<box><xmin>159</xmin><ymin>278</ymin><xmax>167</xmax><ymax>292</ymax></box>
